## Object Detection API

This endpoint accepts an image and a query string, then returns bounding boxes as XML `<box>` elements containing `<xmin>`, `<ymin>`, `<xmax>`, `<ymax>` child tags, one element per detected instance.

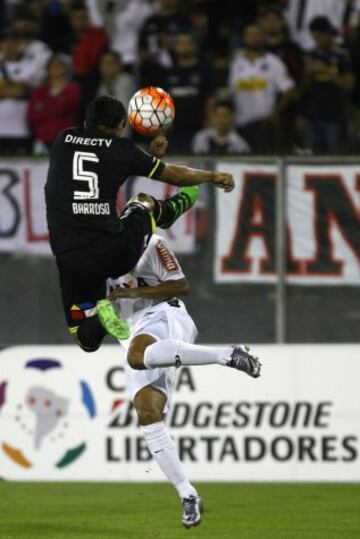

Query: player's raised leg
<box><xmin>128</xmin><ymin>336</ymin><xmax>262</xmax><ymax>377</ymax></box>
<box><xmin>125</xmin><ymin>186</ymin><xmax>198</xmax><ymax>230</ymax></box>
<box><xmin>133</xmin><ymin>381</ymin><xmax>203</xmax><ymax>528</ymax></box>
<box><xmin>97</xmin><ymin>187</ymin><xmax>198</xmax><ymax>340</ymax></box>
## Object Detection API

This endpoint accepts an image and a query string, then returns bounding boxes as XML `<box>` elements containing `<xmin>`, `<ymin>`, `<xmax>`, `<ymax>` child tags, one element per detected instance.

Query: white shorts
<box><xmin>121</xmin><ymin>301</ymin><xmax>198</xmax><ymax>414</ymax></box>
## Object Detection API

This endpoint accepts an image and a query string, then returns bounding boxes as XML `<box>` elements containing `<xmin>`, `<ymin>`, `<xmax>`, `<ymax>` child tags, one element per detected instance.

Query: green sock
<box><xmin>153</xmin><ymin>186</ymin><xmax>198</xmax><ymax>229</ymax></box>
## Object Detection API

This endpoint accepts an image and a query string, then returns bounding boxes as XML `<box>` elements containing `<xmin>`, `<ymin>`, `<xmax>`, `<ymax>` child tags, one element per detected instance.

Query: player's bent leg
<box><xmin>127</xmin><ymin>334</ymin><xmax>157</xmax><ymax>370</ymax></box>
<box><xmin>154</xmin><ymin>186</ymin><xmax>199</xmax><ymax>229</ymax></box>
<box><xmin>134</xmin><ymin>384</ymin><xmax>202</xmax><ymax>528</ymax></box>
<box><xmin>126</xmin><ymin>192</ymin><xmax>156</xmax><ymax>213</ymax></box>
<box><xmin>125</xmin><ymin>186</ymin><xmax>199</xmax><ymax>231</ymax></box>
<box><xmin>124</xmin><ymin>193</ymin><xmax>157</xmax><ymax>233</ymax></box>
<box><xmin>143</xmin><ymin>340</ymin><xmax>262</xmax><ymax>378</ymax></box>
<box><xmin>72</xmin><ymin>316</ymin><xmax>107</xmax><ymax>352</ymax></box>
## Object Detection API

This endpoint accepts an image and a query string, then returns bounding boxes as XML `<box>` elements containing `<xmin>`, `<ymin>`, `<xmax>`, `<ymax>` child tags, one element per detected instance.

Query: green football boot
<box><xmin>96</xmin><ymin>299</ymin><xmax>130</xmax><ymax>340</ymax></box>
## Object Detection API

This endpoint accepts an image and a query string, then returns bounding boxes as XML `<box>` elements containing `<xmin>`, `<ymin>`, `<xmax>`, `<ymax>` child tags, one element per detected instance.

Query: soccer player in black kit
<box><xmin>45</xmin><ymin>95</ymin><xmax>234</xmax><ymax>353</ymax></box>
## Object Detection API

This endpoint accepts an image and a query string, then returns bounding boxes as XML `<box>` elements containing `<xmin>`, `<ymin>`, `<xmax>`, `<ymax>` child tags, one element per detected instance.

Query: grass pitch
<box><xmin>0</xmin><ymin>482</ymin><xmax>359</xmax><ymax>539</ymax></box>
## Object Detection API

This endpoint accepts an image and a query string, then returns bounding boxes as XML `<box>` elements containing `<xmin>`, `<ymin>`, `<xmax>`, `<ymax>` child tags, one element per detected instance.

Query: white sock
<box><xmin>141</xmin><ymin>421</ymin><xmax>197</xmax><ymax>499</ymax></box>
<box><xmin>144</xmin><ymin>339</ymin><xmax>230</xmax><ymax>369</ymax></box>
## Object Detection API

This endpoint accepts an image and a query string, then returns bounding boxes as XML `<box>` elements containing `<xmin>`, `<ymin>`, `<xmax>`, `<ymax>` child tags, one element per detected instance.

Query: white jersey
<box><xmin>108</xmin><ymin>234</ymin><xmax>197</xmax><ymax>410</ymax></box>
<box><xmin>18</xmin><ymin>40</ymin><xmax>52</xmax><ymax>87</ymax></box>
<box><xmin>191</xmin><ymin>127</ymin><xmax>250</xmax><ymax>155</ymax></box>
<box><xmin>107</xmin><ymin>234</ymin><xmax>196</xmax><ymax>338</ymax></box>
<box><xmin>229</xmin><ymin>51</ymin><xmax>294</xmax><ymax>127</ymax></box>
<box><xmin>0</xmin><ymin>61</ymin><xmax>30</xmax><ymax>137</ymax></box>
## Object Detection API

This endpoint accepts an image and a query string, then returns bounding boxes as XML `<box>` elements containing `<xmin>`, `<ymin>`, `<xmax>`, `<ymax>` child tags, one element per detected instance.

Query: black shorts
<box><xmin>56</xmin><ymin>206</ymin><xmax>152</xmax><ymax>333</ymax></box>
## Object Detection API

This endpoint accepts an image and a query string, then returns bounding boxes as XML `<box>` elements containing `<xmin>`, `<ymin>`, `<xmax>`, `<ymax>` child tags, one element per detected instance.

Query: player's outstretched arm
<box><xmin>108</xmin><ymin>279</ymin><xmax>189</xmax><ymax>301</ymax></box>
<box><xmin>139</xmin><ymin>134</ymin><xmax>234</xmax><ymax>192</ymax></box>
<box><xmin>158</xmin><ymin>164</ymin><xmax>234</xmax><ymax>192</ymax></box>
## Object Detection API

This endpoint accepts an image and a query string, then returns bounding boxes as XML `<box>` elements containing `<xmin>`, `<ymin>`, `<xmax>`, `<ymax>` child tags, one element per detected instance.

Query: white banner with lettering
<box><xmin>0</xmin><ymin>161</ymin><xmax>196</xmax><ymax>255</ymax></box>
<box><xmin>215</xmin><ymin>163</ymin><xmax>360</xmax><ymax>284</ymax></box>
<box><xmin>0</xmin><ymin>345</ymin><xmax>359</xmax><ymax>481</ymax></box>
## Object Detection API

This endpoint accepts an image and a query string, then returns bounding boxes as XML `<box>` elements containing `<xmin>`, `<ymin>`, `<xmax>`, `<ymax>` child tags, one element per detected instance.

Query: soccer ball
<box><xmin>128</xmin><ymin>87</ymin><xmax>175</xmax><ymax>136</ymax></box>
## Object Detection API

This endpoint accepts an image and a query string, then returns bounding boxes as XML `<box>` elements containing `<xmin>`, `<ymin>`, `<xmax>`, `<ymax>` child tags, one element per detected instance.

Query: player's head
<box><xmin>85</xmin><ymin>95</ymin><xmax>127</xmax><ymax>137</ymax></box>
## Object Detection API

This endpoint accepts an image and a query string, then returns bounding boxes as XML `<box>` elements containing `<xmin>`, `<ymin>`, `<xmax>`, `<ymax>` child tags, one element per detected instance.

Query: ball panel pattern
<box><xmin>128</xmin><ymin>86</ymin><xmax>175</xmax><ymax>136</ymax></box>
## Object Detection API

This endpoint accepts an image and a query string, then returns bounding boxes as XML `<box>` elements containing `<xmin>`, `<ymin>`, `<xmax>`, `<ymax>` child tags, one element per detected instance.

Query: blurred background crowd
<box><xmin>0</xmin><ymin>0</ymin><xmax>360</xmax><ymax>156</ymax></box>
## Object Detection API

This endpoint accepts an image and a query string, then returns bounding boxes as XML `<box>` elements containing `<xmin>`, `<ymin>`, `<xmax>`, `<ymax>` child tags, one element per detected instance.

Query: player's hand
<box><xmin>149</xmin><ymin>135</ymin><xmax>168</xmax><ymax>158</ymax></box>
<box><xmin>213</xmin><ymin>172</ymin><xmax>234</xmax><ymax>192</ymax></box>
<box><xmin>108</xmin><ymin>288</ymin><xmax>137</xmax><ymax>301</ymax></box>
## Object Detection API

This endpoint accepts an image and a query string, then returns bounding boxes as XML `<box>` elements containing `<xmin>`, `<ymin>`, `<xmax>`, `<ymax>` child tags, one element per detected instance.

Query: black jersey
<box><xmin>45</xmin><ymin>126</ymin><xmax>165</xmax><ymax>255</ymax></box>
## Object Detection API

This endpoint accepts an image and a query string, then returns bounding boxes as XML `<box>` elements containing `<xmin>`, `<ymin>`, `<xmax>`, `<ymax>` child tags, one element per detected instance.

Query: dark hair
<box><xmin>213</xmin><ymin>100</ymin><xmax>234</xmax><ymax>113</ymax></box>
<box><xmin>85</xmin><ymin>95</ymin><xmax>127</xmax><ymax>129</ymax></box>
<box><xmin>309</xmin><ymin>16</ymin><xmax>336</xmax><ymax>35</ymax></box>
<box><xmin>100</xmin><ymin>49</ymin><xmax>122</xmax><ymax>64</ymax></box>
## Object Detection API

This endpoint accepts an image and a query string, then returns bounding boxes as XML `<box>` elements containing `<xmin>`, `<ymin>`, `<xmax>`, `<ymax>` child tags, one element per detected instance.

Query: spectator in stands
<box><xmin>25</xmin><ymin>0</ymin><xmax>50</xmax><ymax>24</ymax></box>
<box><xmin>197</xmin><ymin>0</ymin><xmax>261</xmax><ymax>91</ymax></box>
<box><xmin>1</xmin><ymin>0</ymin><xmax>22</xmax><ymax>26</ymax></box>
<box><xmin>259</xmin><ymin>4</ymin><xmax>304</xmax><ymax>83</ymax></box>
<box><xmin>96</xmin><ymin>50</ymin><xmax>135</xmax><ymax>136</ymax></box>
<box><xmin>259</xmin><ymin>4</ymin><xmax>305</xmax><ymax>151</ymax></box>
<box><xmin>67</xmin><ymin>1</ymin><xmax>107</xmax><ymax>116</ymax></box>
<box><xmin>68</xmin><ymin>1</ymin><xmax>107</xmax><ymax>78</ymax></box>
<box><xmin>139</xmin><ymin>0</ymin><xmax>192</xmax><ymax>78</ymax></box>
<box><xmin>160</xmin><ymin>31</ymin><xmax>211</xmax><ymax>154</ymax></box>
<box><xmin>11</xmin><ymin>12</ymin><xmax>52</xmax><ymax>87</ymax></box>
<box><xmin>192</xmin><ymin>100</ymin><xmax>250</xmax><ymax>155</ymax></box>
<box><xmin>93</xmin><ymin>0</ymin><xmax>154</xmax><ymax>70</ymax></box>
<box><xmin>284</xmin><ymin>0</ymin><xmax>360</xmax><ymax>51</ymax></box>
<box><xmin>301</xmin><ymin>16</ymin><xmax>354</xmax><ymax>153</ymax></box>
<box><xmin>0</xmin><ymin>31</ymin><xmax>31</xmax><ymax>155</ymax></box>
<box><xmin>228</xmin><ymin>23</ymin><xmax>295</xmax><ymax>153</ymax></box>
<box><xmin>27</xmin><ymin>54</ymin><xmax>81</xmax><ymax>154</ymax></box>
<box><xmin>348</xmin><ymin>12</ymin><xmax>360</xmax><ymax>150</ymax></box>
<box><xmin>39</xmin><ymin>0</ymin><xmax>73</xmax><ymax>53</ymax></box>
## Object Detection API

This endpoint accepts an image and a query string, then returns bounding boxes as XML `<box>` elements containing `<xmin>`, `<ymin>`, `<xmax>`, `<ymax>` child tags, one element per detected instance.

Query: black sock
<box><xmin>76</xmin><ymin>316</ymin><xmax>107</xmax><ymax>352</ymax></box>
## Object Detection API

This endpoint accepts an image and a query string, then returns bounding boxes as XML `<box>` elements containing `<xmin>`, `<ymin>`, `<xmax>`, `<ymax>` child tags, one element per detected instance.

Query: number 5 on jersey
<box><xmin>73</xmin><ymin>151</ymin><xmax>99</xmax><ymax>200</ymax></box>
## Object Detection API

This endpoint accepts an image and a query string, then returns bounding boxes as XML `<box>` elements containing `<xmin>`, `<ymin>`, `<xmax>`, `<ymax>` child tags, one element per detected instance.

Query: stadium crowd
<box><xmin>0</xmin><ymin>0</ymin><xmax>359</xmax><ymax>156</ymax></box>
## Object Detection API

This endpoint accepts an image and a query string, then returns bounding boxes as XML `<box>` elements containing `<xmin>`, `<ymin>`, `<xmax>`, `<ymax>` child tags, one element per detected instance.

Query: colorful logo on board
<box><xmin>0</xmin><ymin>358</ymin><xmax>96</xmax><ymax>469</ymax></box>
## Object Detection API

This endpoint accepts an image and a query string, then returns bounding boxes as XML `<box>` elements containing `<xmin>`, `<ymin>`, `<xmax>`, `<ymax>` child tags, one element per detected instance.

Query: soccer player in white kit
<box><xmin>108</xmin><ymin>233</ymin><xmax>261</xmax><ymax>528</ymax></box>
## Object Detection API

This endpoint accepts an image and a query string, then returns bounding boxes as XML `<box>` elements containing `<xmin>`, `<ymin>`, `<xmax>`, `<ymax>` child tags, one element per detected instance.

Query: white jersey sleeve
<box><xmin>136</xmin><ymin>235</ymin><xmax>185</xmax><ymax>284</ymax></box>
<box><xmin>108</xmin><ymin>234</ymin><xmax>189</xmax><ymax>333</ymax></box>
<box><xmin>271</xmin><ymin>55</ymin><xmax>295</xmax><ymax>94</ymax></box>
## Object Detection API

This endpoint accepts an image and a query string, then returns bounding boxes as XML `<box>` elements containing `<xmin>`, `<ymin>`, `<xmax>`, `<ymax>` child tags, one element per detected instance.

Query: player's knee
<box><xmin>128</xmin><ymin>336</ymin><xmax>156</xmax><ymax>370</ymax></box>
<box><xmin>74</xmin><ymin>333</ymin><xmax>100</xmax><ymax>353</ymax></box>
<box><xmin>127</xmin><ymin>338</ymin><xmax>151</xmax><ymax>370</ymax></box>
<box><xmin>76</xmin><ymin>340</ymin><xmax>100</xmax><ymax>353</ymax></box>
<box><xmin>127</xmin><ymin>347</ymin><xmax>145</xmax><ymax>370</ymax></box>
<box><xmin>135</xmin><ymin>403</ymin><xmax>163</xmax><ymax>425</ymax></box>
<box><xmin>126</xmin><ymin>192</ymin><xmax>155</xmax><ymax>213</ymax></box>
